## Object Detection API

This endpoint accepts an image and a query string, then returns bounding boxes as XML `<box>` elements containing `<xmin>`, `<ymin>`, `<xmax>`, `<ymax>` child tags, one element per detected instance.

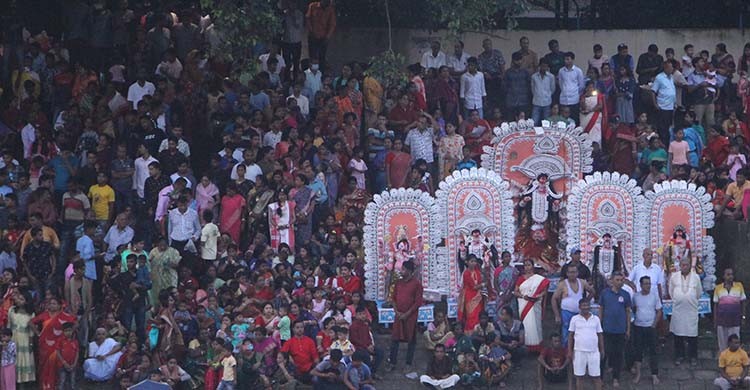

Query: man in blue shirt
<box><xmin>598</xmin><ymin>271</ymin><xmax>631</xmax><ymax>389</ymax></box>
<box><xmin>48</xmin><ymin>148</ymin><xmax>80</xmax><ymax>199</ymax></box>
<box><xmin>651</xmin><ymin>61</ymin><xmax>676</xmax><ymax>143</ymax></box>
<box><xmin>76</xmin><ymin>220</ymin><xmax>99</xmax><ymax>281</ymax></box>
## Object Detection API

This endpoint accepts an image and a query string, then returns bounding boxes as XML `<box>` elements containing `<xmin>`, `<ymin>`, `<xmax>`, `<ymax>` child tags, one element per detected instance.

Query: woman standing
<box><xmin>615</xmin><ymin>66</ymin><xmax>636</xmax><ymax>124</ymax></box>
<box><xmin>149</xmin><ymin>239</ymin><xmax>182</xmax><ymax>305</ymax></box>
<box><xmin>580</xmin><ymin>80</ymin><xmax>606</xmax><ymax>146</ymax></box>
<box><xmin>8</xmin><ymin>290</ymin><xmax>34</xmax><ymax>384</ymax></box>
<box><xmin>32</xmin><ymin>296</ymin><xmax>76</xmax><ymax>389</ymax></box>
<box><xmin>438</xmin><ymin>123</ymin><xmax>465</xmax><ymax>179</ymax></box>
<box><xmin>268</xmin><ymin>188</ymin><xmax>296</xmax><ymax>251</ymax></box>
<box><xmin>291</xmin><ymin>174</ymin><xmax>315</xmax><ymax>249</ymax></box>
<box><xmin>458</xmin><ymin>255</ymin><xmax>485</xmax><ymax>332</ymax></box>
<box><xmin>385</xmin><ymin>139</ymin><xmax>411</xmax><ymax>189</ymax></box>
<box><xmin>151</xmin><ymin>291</ymin><xmax>184</xmax><ymax>366</ymax></box>
<box><xmin>195</xmin><ymin>175</ymin><xmax>220</xmax><ymax>224</ymax></box>
<box><xmin>219</xmin><ymin>182</ymin><xmax>246</xmax><ymax>245</ymax></box>
<box><xmin>515</xmin><ymin>259</ymin><xmax>549</xmax><ymax>353</ymax></box>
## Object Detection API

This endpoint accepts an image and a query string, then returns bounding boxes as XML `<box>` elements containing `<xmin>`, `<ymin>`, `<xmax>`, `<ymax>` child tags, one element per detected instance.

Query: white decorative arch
<box><xmin>435</xmin><ymin>168</ymin><xmax>515</xmax><ymax>296</ymax></box>
<box><xmin>480</xmin><ymin>120</ymin><xmax>593</xmax><ymax>192</ymax></box>
<box><xmin>641</xmin><ymin>180</ymin><xmax>716</xmax><ymax>289</ymax></box>
<box><xmin>566</xmin><ymin>171</ymin><xmax>647</xmax><ymax>271</ymax></box>
<box><xmin>363</xmin><ymin>188</ymin><xmax>440</xmax><ymax>301</ymax></box>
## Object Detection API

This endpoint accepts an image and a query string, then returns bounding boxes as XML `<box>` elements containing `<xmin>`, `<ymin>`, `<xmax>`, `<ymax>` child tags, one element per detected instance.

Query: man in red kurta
<box><xmin>387</xmin><ymin>260</ymin><xmax>423</xmax><ymax>371</ymax></box>
<box><xmin>281</xmin><ymin>320</ymin><xmax>319</xmax><ymax>376</ymax></box>
<box><xmin>333</xmin><ymin>262</ymin><xmax>362</xmax><ymax>304</ymax></box>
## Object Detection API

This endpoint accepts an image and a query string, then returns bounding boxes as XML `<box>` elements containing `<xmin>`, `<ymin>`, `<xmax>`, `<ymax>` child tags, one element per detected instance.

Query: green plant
<box><xmin>365</xmin><ymin>50</ymin><xmax>409</xmax><ymax>90</ymax></box>
<box><xmin>200</xmin><ymin>0</ymin><xmax>282</xmax><ymax>77</ymax></box>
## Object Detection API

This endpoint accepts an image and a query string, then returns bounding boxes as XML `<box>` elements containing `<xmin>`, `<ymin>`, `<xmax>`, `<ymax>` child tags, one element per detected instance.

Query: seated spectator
<box><xmin>478</xmin><ymin>332</ymin><xmax>511</xmax><ymax>387</ymax></box>
<box><xmin>424</xmin><ymin>310</ymin><xmax>454</xmax><ymax>350</ymax></box>
<box><xmin>537</xmin><ymin>332</ymin><xmax>569</xmax><ymax>389</ymax></box>
<box><xmin>345</xmin><ymin>350</ymin><xmax>377</xmax><ymax>390</ymax></box>
<box><xmin>495</xmin><ymin>306</ymin><xmax>526</xmax><ymax>363</ymax></box>
<box><xmin>310</xmin><ymin>348</ymin><xmax>347</xmax><ymax>390</ymax></box>
<box><xmin>83</xmin><ymin>328</ymin><xmax>124</xmax><ymax>381</ymax></box>
<box><xmin>420</xmin><ymin>343</ymin><xmax>460</xmax><ymax>389</ymax></box>
<box><xmin>714</xmin><ymin>334</ymin><xmax>750</xmax><ymax>390</ymax></box>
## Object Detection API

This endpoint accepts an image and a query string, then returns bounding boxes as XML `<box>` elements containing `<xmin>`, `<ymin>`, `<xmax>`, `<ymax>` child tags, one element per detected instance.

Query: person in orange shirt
<box><xmin>305</xmin><ymin>0</ymin><xmax>336</xmax><ymax>71</ymax></box>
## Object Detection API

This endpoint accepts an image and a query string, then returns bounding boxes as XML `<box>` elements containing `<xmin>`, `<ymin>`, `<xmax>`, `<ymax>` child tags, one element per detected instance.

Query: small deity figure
<box><xmin>379</xmin><ymin>225</ymin><xmax>425</xmax><ymax>303</ymax></box>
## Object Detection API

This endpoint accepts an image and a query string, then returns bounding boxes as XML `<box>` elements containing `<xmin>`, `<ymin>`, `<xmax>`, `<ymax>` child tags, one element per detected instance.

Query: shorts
<box><xmin>573</xmin><ymin>350</ymin><xmax>600</xmax><ymax>377</ymax></box>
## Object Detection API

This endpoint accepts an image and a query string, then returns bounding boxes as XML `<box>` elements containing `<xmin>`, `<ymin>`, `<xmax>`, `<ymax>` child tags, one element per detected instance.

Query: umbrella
<box><xmin>128</xmin><ymin>379</ymin><xmax>171</xmax><ymax>390</ymax></box>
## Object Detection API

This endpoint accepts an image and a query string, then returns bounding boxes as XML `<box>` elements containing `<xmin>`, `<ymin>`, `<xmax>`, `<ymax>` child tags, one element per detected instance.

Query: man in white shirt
<box><xmin>558</xmin><ymin>52</ymin><xmax>585</xmax><ymax>125</ymax></box>
<box><xmin>447</xmin><ymin>41</ymin><xmax>470</xmax><ymax>76</ymax></box>
<box><xmin>259</xmin><ymin>44</ymin><xmax>286</xmax><ymax>75</ymax></box>
<box><xmin>460</xmin><ymin>57</ymin><xmax>487</xmax><ymax>118</ymax></box>
<box><xmin>230</xmin><ymin>149</ymin><xmax>263</xmax><ymax>182</ymax></box>
<box><xmin>531</xmin><ymin>59</ymin><xmax>556</xmax><ymax>125</ymax></box>
<box><xmin>288</xmin><ymin>82</ymin><xmax>309</xmax><ymax>116</ymax></box>
<box><xmin>421</xmin><ymin>41</ymin><xmax>446</xmax><ymax>71</ymax></box>
<box><xmin>629</xmin><ymin>248</ymin><xmax>664</xmax><ymax>297</ymax></box>
<box><xmin>168</xmin><ymin>198</ymin><xmax>201</xmax><ymax>254</ymax></box>
<box><xmin>132</xmin><ymin>143</ymin><xmax>158</xmax><ymax>200</ymax></box>
<box><xmin>263</xmin><ymin>123</ymin><xmax>283</xmax><ymax>148</ymax></box>
<box><xmin>631</xmin><ymin>275</ymin><xmax>662</xmax><ymax>385</ymax></box>
<box><xmin>304</xmin><ymin>58</ymin><xmax>323</xmax><ymax>102</ymax></box>
<box><xmin>568</xmin><ymin>299</ymin><xmax>604</xmax><ymax>390</ymax></box>
<box><xmin>127</xmin><ymin>72</ymin><xmax>156</xmax><ymax>109</ymax></box>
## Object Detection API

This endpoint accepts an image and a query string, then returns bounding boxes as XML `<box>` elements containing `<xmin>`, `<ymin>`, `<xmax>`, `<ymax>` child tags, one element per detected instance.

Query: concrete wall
<box><xmin>326</xmin><ymin>27</ymin><xmax>750</xmax><ymax>72</ymax></box>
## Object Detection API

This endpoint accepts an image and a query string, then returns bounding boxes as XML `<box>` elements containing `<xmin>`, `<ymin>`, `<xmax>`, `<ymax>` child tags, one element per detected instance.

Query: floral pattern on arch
<box><xmin>480</xmin><ymin>120</ymin><xmax>593</xmax><ymax>194</ymax></box>
<box><xmin>435</xmin><ymin>168</ymin><xmax>515</xmax><ymax>297</ymax></box>
<box><xmin>566</xmin><ymin>171</ymin><xmax>647</xmax><ymax>272</ymax></box>
<box><xmin>641</xmin><ymin>180</ymin><xmax>716</xmax><ymax>289</ymax></box>
<box><xmin>363</xmin><ymin>188</ymin><xmax>440</xmax><ymax>301</ymax></box>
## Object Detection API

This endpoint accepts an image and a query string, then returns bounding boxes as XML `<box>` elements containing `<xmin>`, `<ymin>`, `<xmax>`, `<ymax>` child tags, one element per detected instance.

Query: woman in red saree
<box><xmin>385</xmin><ymin>139</ymin><xmax>411</xmax><ymax>189</ymax></box>
<box><xmin>31</xmin><ymin>296</ymin><xmax>76</xmax><ymax>389</ymax></box>
<box><xmin>219</xmin><ymin>182</ymin><xmax>246</xmax><ymax>244</ymax></box>
<box><xmin>458</xmin><ymin>255</ymin><xmax>485</xmax><ymax>332</ymax></box>
<box><xmin>515</xmin><ymin>259</ymin><xmax>549</xmax><ymax>353</ymax></box>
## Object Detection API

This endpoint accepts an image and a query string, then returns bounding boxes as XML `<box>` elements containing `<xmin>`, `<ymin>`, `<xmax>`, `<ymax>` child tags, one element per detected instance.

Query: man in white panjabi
<box><xmin>669</xmin><ymin>257</ymin><xmax>702</xmax><ymax>367</ymax></box>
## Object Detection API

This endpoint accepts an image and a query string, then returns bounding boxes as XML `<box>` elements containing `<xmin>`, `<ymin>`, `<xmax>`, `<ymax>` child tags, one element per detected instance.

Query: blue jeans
<box><xmin>216</xmin><ymin>380</ymin><xmax>235</xmax><ymax>390</ymax></box>
<box><xmin>121</xmin><ymin>304</ymin><xmax>147</xmax><ymax>343</ymax></box>
<box><xmin>532</xmin><ymin>105</ymin><xmax>551</xmax><ymax>126</ymax></box>
<box><xmin>561</xmin><ymin>309</ymin><xmax>577</xmax><ymax>347</ymax></box>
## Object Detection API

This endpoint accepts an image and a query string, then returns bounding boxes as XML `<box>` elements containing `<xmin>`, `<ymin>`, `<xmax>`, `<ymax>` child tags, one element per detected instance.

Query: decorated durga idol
<box><xmin>515</xmin><ymin>173</ymin><xmax>563</xmax><ymax>271</ymax></box>
<box><xmin>378</xmin><ymin>227</ymin><xmax>426</xmax><ymax>303</ymax></box>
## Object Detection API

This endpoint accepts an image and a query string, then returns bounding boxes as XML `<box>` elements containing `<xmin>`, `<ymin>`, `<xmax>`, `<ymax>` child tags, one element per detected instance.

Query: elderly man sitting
<box><xmin>83</xmin><ymin>328</ymin><xmax>124</xmax><ymax>381</ymax></box>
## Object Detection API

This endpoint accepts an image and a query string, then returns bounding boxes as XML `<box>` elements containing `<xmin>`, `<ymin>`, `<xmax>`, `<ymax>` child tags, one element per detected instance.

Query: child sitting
<box><xmin>478</xmin><ymin>332</ymin><xmax>512</xmax><ymax>387</ymax></box>
<box><xmin>329</xmin><ymin>326</ymin><xmax>356</xmax><ymax>363</ymax></box>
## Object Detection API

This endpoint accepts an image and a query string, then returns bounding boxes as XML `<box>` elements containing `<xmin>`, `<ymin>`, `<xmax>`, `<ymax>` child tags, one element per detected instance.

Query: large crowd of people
<box><xmin>0</xmin><ymin>0</ymin><xmax>749</xmax><ymax>389</ymax></box>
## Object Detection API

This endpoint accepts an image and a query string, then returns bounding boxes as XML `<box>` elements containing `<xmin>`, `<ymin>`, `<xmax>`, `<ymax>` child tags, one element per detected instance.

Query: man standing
<box><xmin>629</xmin><ymin>248</ymin><xmax>664</xmax><ymax>297</ymax></box>
<box><xmin>609</xmin><ymin>43</ymin><xmax>636</xmax><ymax>75</ymax></box>
<box><xmin>503</xmin><ymin>52</ymin><xmax>531</xmax><ymax>120</ymax></box>
<box><xmin>280</xmin><ymin>0</ymin><xmax>304</xmax><ymax>82</ymax></box>
<box><xmin>636</xmin><ymin>44</ymin><xmax>664</xmax><ymax>85</ymax></box>
<box><xmin>561</xmin><ymin>248</ymin><xmax>592</xmax><ymax>283</ymax></box>
<box><xmin>513</xmin><ymin>36</ymin><xmax>538</xmax><ymax>74</ymax></box>
<box><xmin>542</xmin><ymin>39</ymin><xmax>565</xmax><ymax>76</ymax></box>
<box><xmin>167</xmin><ymin>197</ymin><xmax>201</xmax><ymax>256</ymax></box>
<box><xmin>23</xmin><ymin>227</ymin><xmax>56</xmax><ymax>292</ymax></box>
<box><xmin>386</xmin><ymin>260</ymin><xmax>423</xmax><ymax>373</ymax></box>
<box><xmin>421</xmin><ymin>41</ymin><xmax>446</xmax><ymax>71</ymax></box>
<box><xmin>477</xmin><ymin>39</ymin><xmax>505</xmax><ymax>107</ymax></box>
<box><xmin>632</xmin><ymin>276</ymin><xmax>662</xmax><ymax>385</ymax></box>
<box><xmin>460</xmin><ymin>57</ymin><xmax>487</xmax><ymax>118</ymax></box>
<box><xmin>305</xmin><ymin>0</ymin><xmax>336</xmax><ymax>72</ymax></box>
<box><xmin>552</xmin><ymin>265</ymin><xmax>594</xmax><ymax>347</ymax></box>
<box><xmin>713</xmin><ymin>267</ymin><xmax>746</xmax><ymax>352</ymax></box>
<box><xmin>568</xmin><ymin>299</ymin><xmax>604</xmax><ymax>390</ymax></box>
<box><xmin>531</xmin><ymin>59</ymin><xmax>556</xmax><ymax>125</ymax></box>
<box><xmin>651</xmin><ymin>61</ymin><xmax>676</xmax><ymax>143</ymax></box>
<box><xmin>669</xmin><ymin>257</ymin><xmax>702</xmax><ymax>367</ymax></box>
<box><xmin>448</xmin><ymin>41</ymin><xmax>471</xmax><ymax>76</ymax></box>
<box><xmin>598</xmin><ymin>271</ymin><xmax>631</xmax><ymax>388</ymax></box>
<box><xmin>60</xmin><ymin>178</ymin><xmax>90</xmax><ymax>259</ymax></box>
<box><xmin>719</xmin><ymin>169</ymin><xmax>750</xmax><ymax>219</ymax></box>
<box><xmin>127</xmin><ymin>71</ymin><xmax>155</xmax><ymax>109</ymax></box>
<box><xmin>404</xmin><ymin>114</ymin><xmax>436</xmax><ymax>171</ymax></box>
<box><xmin>103</xmin><ymin>213</ymin><xmax>135</xmax><ymax>264</ymax></box>
<box><xmin>588</xmin><ymin>44</ymin><xmax>609</xmax><ymax>74</ymax></box>
<box><xmin>558</xmin><ymin>52</ymin><xmax>584</xmax><ymax>124</ymax></box>
<box><xmin>111</xmin><ymin>254</ymin><xmax>150</xmax><ymax>343</ymax></box>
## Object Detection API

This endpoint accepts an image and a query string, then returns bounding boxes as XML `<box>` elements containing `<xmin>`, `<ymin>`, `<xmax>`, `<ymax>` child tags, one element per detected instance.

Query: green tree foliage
<box><xmin>199</xmin><ymin>0</ymin><xmax>282</xmax><ymax>76</ymax></box>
